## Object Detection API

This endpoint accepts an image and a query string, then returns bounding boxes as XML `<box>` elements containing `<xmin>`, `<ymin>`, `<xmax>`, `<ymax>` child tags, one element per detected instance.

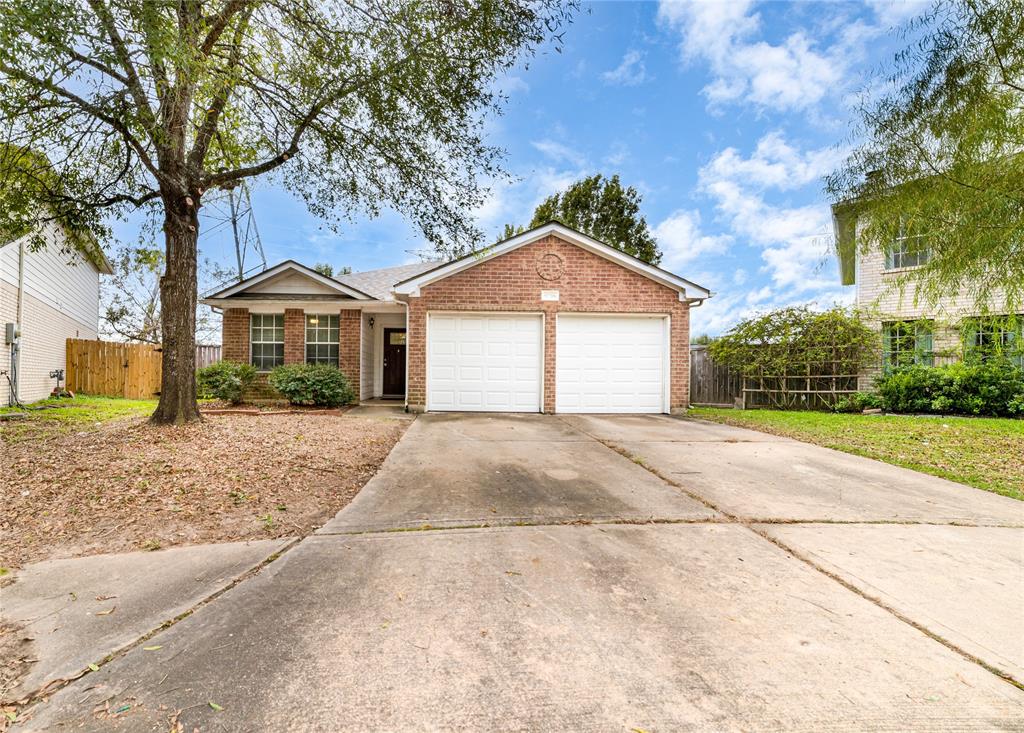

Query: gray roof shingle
<box><xmin>337</xmin><ymin>260</ymin><xmax>443</xmax><ymax>301</ymax></box>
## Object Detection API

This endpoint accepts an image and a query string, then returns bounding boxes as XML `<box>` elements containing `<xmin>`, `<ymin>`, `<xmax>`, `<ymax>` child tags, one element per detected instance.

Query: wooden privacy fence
<box><xmin>195</xmin><ymin>344</ymin><xmax>222</xmax><ymax>369</ymax></box>
<box><xmin>689</xmin><ymin>345</ymin><xmax>742</xmax><ymax>407</ymax></box>
<box><xmin>66</xmin><ymin>339</ymin><xmax>162</xmax><ymax>399</ymax></box>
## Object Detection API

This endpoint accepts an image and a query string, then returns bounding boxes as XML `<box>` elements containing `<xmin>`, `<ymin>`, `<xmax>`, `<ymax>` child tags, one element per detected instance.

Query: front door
<box><xmin>382</xmin><ymin>328</ymin><xmax>407</xmax><ymax>397</ymax></box>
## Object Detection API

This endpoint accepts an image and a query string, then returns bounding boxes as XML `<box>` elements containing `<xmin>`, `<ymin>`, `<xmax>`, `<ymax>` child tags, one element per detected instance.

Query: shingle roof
<box><xmin>337</xmin><ymin>260</ymin><xmax>443</xmax><ymax>301</ymax></box>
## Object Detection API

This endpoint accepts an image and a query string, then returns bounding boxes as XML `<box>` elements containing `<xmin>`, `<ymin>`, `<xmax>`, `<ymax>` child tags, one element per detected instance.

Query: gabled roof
<box><xmin>202</xmin><ymin>260</ymin><xmax>373</xmax><ymax>301</ymax></box>
<box><xmin>337</xmin><ymin>260</ymin><xmax>442</xmax><ymax>300</ymax></box>
<box><xmin>392</xmin><ymin>221</ymin><xmax>712</xmax><ymax>300</ymax></box>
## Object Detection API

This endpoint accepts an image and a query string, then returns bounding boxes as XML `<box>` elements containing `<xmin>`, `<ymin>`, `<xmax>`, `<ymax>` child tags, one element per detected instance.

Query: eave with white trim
<box><xmin>390</xmin><ymin>222</ymin><xmax>712</xmax><ymax>302</ymax></box>
<box><xmin>200</xmin><ymin>259</ymin><xmax>375</xmax><ymax>310</ymax></box>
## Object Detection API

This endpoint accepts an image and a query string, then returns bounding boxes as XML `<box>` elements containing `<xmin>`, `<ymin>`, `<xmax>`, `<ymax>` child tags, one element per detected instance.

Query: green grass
<box><xmin>691</xmin><ymin>408</ymin><xmax>1024</xmax><ymax>501</ymax></box>
<box><xmin>0</xmin><ymin>395</ymin><xmax>157</xmax><ymax>441</ymax></box>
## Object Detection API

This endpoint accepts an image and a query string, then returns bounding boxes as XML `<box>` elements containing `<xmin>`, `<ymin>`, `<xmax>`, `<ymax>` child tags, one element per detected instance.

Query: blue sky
<box><xmin>146</xmin><ymin>0</ymin><xmax>928</xmax><ymax>336</ymax></box>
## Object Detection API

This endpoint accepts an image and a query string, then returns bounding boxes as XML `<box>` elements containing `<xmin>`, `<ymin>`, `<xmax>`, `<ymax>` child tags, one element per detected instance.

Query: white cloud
<box><xmin>866</xmin><ymin>0</ymin><xmax>929</xmax><ymax>27</ymax></box>
<box><xmin>653</xmin><ymin>209</ymin><xmax>732</xmax><ymax>270</ymax></box>
<box><xmin>501</xmin><ymin>75</ymin><xmax>530</xmax><ymax>95</ymax></box>
<box><xmin>601</xmin><ymin>50</ymin><xmax>650</xmax><ymax>86</ymax></box>
<box><xmin>657</xmin><ymin>0</ymin><xmax>875</xmax><ymax>112</ymax></box>
<box><xmin>698</xmin><ymin>133</ymin><xmax>840</xmax><ymax>292</ymax></box>
<box><xmin>531</xmin><ymin>139</ymin><xmax>587</xmax><ymax>168</ymax></box>
<box><xmin>701</xmin><ymin>131</ymin><xmax>845</xmax><ymax>191</ymax></box>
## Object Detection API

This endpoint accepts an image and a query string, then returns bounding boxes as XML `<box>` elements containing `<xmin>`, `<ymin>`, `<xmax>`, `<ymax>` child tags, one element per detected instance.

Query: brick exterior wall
<box><xmin>405</xmin><ymin>234</ymin><xmax>690</xmax><ymax>412</ymax></box>
<box><xmin>338</xmin><ymin>309</ymin><xmax>361</xmax><ymax>398</ymax></box>
<box><xmin>284</xmin><ymin>308</ymin><xmax>305</xmax><ymax>364</ymax></box>
<box><xmin>220</xmin><ymin>306</ymin><xmax>360</xmax><ymax>404</ymax></box>
<box><xmin>222</xmin><ymin>308</ymin><xmax>249</xmax><ymax>363</ymax></box>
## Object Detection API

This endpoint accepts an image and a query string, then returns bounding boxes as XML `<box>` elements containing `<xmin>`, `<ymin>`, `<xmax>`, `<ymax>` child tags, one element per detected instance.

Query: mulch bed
<box><xmin>0</xmin><ymin>413</ymin><xmax>409</xmax><ymax>569</ymax></box>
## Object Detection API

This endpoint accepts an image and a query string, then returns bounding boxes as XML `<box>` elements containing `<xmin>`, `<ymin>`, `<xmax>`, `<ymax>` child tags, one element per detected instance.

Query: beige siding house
<box><xmin>834</xmin><ymin>210</ymin><xmax>1020</xmax><ymax>389</ymax></box>
<box><xmin>1</xmin><ymin>222</ymin><xmax>111</xmax><ymax>406</ymax></box>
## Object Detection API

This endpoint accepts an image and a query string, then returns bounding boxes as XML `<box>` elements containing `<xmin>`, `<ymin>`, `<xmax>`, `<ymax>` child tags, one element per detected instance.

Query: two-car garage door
<box><xmin>426</xmin><ymin>312</ymin><xmax>668</xmax><ymax>413</ymax></box>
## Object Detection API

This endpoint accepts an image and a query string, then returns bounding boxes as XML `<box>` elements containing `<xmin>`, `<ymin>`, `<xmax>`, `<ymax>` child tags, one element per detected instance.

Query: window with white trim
<box><xmin>251</xmin><ymin>314</ymin><xmax>284</xmax><ymax>370</ymax></box>
<box><xmin>883</xmin><ymin>320</ymin><xmax>934</xmax><ymax>370</ymax></box>
<box><xmin>305</xmin><ymin>314</ymin><xmax>339</xmax><ymax>365</ymax></box>
<box><xmin>885</xmin><ymin>230</ymin><xmax>931</xmax><ymax>270</ymax></box>
<box><xmin>963</xmin><ymin>315</ymin><xmax>1023</xmax><ymax>367</ymax></box>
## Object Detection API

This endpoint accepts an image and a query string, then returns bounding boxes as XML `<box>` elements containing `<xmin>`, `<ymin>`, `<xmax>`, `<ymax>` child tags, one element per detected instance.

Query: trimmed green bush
<box><xmin>875</xmin><ymin>359</ymin><xmax>1024</xmax><ymax>417</ymax></box>
<box><xmin>833</xmin><ymin>391</ymin><xmax>884</xmax><ymax>413</ymax></box>
<box><xmin>268</xmin><ymin>364</ymin><xmax>355</xmax><ymax>407</ymax></box>
<box><xmin>196</xmin><ymin>361</ymin><xmax>257</xmax><ymax>404</ymax></box>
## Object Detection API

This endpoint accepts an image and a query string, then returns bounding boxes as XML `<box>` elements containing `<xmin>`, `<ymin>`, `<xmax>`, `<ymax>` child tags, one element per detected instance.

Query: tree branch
<box><xmin>85</xmin><ymin>0</ymin><xmax>160</xmax><ymax>135</ymax></box>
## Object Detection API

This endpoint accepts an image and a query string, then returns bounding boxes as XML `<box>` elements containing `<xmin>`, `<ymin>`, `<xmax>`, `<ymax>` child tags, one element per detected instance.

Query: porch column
<box><xmin>339</xmin><ymin>309</ymin><xmax>361</xmax><ymax>401</ymax></box>
<box><xmin>222</xmin><ymin>308</ymin><xmax>250</xmax><ymax>363</ymax></box>
<box><xmin>284</xmin><ymin>308</ymin><xmax>305</xmax><ymax>364</ymax></box>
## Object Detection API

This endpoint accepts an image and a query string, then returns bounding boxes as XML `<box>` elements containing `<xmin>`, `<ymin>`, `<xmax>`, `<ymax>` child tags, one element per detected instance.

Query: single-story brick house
<box><xmin>200</xmin><ymin>222</ymin><xmax>711</xmax><ymax>413</ymax></box>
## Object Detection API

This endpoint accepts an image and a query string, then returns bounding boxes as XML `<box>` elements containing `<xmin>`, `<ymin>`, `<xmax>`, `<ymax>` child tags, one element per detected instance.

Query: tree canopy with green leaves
<box><xmin>826</xmin><ymin>0</ymin><xmax>1024</xmax><ymax>312</ymax></box>
<box><xmin>503</xmin><ymin>173</ymin><xmax>662</xmax><ymax>264</ymax></box>
<box><xmin>0</xmin><ymin>0</ymin><xmax>573</xmax><ymax>423</ymax></box>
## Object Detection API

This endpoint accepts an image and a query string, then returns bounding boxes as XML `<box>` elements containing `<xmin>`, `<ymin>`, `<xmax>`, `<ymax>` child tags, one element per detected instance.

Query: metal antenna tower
<box><xmin>201</xmin><ymin>180</ymin><xmax>267</xmax><ymax>282</ymax></box>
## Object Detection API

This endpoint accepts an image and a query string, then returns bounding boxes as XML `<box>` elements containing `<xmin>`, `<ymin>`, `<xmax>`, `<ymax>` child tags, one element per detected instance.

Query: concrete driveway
<box><xmin>20</xmin><ymin>413</ymin><xmax>1024</xmax><ymax>731</ymax></box>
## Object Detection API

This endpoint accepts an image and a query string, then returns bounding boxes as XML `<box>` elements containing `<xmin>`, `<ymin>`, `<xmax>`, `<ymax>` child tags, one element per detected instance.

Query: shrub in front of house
<box><xmin>875</xmin><ymin>359</ymin><xmax>1024</xmax><ymax>417</ymax></box>
<box><xmin>268</xmin><ymin>364</ymin><xmax>355</xmax><ymax>407</ymax></box>
<box><xmin>833</xmin><ymin>391</ymin><xmax>884</xmax><ymax>413</ymax></box>
<box><xmin>196</xmin><ymin>361</ymin><xmax>257</xmax><ymax>404</ymax></box>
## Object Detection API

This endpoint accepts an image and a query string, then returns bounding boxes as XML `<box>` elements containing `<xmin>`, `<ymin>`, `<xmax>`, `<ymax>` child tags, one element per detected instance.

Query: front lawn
<box><xmin>0</xmin><ymin>395</ymin><xmax>157</xmax><ymax>442</ymax></box>
<box><xmin>1</xmin><ymin>395</ymin><xmax>408</xmax><ymax>568</ymax></box>
<box><xmin>690</xmin><ymin>408</ymin><xmax>1024</xmax><ymax>501</ymax></box>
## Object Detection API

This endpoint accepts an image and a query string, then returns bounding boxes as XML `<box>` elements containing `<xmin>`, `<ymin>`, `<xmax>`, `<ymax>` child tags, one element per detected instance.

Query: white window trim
<box><xmin>304</xmin><ymin>313</ymin><xmax>340</xmax><ymax>366</ymax></box>
<box><xmin>250</xmin><ymin>313</ymin><xmax>285</xmax><ymax>372</ymax></box>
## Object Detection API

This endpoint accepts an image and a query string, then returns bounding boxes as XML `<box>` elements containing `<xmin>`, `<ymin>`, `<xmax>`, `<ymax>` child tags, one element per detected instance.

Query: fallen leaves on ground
<box><xmin>1</xmin><ymin>414</ymin><xmax>408</xmax><ymax>568</ymax></box>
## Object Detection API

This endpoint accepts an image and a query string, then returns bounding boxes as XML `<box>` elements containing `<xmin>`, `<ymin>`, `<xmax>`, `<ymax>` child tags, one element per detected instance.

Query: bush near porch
<box><xmin>691</xmin><ymin>407</ymin><xmax>1024</xmax><ymax>501</ymax></box>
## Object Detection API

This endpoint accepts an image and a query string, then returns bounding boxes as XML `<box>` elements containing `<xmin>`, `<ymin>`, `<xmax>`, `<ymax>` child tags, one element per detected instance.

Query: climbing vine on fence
<box><xmin>708</xmin><ymin>307</ymin><xmax>878</xmax><ymax>409</ymax></box>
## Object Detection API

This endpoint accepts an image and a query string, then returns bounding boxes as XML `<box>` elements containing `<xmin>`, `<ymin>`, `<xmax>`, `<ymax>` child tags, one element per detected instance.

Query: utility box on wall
<box><xmin>5</xmin><ymin>322</ymin><xmax>19</xmax><ymax>344</ymax></box>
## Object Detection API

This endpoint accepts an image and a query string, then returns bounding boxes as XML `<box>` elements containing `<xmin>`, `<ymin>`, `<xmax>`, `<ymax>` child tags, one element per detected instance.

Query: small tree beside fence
<box><xmin>708</xmin><ymin>307</ymin><xmax>878</xmax><ymax>410</ymax></box>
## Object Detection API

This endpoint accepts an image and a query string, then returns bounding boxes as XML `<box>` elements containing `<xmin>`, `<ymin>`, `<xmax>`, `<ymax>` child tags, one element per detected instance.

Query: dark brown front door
<box><xmin>382</xmin><ymin>328</ymin><xmax>407</xmax><ymax>397</ymax></box>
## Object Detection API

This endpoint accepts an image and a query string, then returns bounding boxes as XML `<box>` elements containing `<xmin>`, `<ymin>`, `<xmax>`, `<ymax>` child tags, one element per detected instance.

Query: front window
<box><xmin>885</xmin><ymin>230</ymin><xmax>931</xmax><ymax>270</ymax></box>
<box><xmin>305</xmin><ymin>314</ymin><xmax>339</xmax><ymax>365</ymax></box>
<box><xmin>883</xmin><ymin>320</ymin><xmax>934</xmax><ymax>370</ymax></box>
<box><xmin>963</xmin><ymin>316</ymin><xmax>1023</xmax><ymax>367</ymax></box>
<box><xmin>251</xmin><ymin>314</ymin><xmax>284</xmax><ymax>370</ymax></box>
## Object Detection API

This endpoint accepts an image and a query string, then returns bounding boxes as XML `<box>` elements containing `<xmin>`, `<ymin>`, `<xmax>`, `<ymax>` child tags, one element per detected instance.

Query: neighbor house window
<box><xmin>883</xmin><ymin>320</ymin><xmax>934</xmax><ymax>370</ymax></box>
<box><xmin>963</xmin><ymin>316</ymin><xmax>1023</xmax><ymax>367</ymax></box>
<box><xmin>251</xmin><ymin>314</ymin><xmax>284</xmax><ymax>370</ymax></box>
<box><xmin>885</xmin><ymin>230</ymin><xmax>931</xmax><ymax>270</ymax></box>
<box><xmin>305</xmin><ymin>314</ymin><xmax>339</xmax><ymax>365</ymax></box>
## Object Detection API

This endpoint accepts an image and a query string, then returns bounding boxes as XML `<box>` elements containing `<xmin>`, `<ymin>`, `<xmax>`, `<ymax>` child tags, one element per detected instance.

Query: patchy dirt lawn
<box><xmin>1</xmin><ymin>411</ymin><xmax>408</xmax><ymax>569</ymax></box>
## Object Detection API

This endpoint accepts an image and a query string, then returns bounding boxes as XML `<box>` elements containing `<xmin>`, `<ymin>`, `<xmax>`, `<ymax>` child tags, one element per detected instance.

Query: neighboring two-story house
<box><xmin>1</xmin><ymin>222</ymin><xmax>112</xmax><ymax>406</ymax></box>
<box><xmin>832</xmin><ymin>206</ymin><xmax>1021</xmax><ymax>389</ymax></box>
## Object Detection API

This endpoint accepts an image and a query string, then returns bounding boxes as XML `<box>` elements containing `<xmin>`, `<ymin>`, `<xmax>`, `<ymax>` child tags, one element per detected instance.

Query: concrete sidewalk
<box><xmin>1</xmin><ymin>539</ymin><xmax>291</xmax><ymax>704</ymax></box>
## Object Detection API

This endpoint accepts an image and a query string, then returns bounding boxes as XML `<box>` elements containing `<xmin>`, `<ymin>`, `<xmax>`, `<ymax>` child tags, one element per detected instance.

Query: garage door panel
<box><xmin>428</xmin><ymin>313</ymin><xmax>542</xmax><ymax>412</ymax></box>
<box><xmin>556</xmin><ymin>315</ymin><xmax>667</xmax><ymax>414</ymax></box>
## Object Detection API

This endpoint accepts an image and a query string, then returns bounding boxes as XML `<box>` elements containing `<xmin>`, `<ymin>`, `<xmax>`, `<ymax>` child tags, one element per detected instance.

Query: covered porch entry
<box><xmin>359</xmin><ymin>307</ymin><xmax>408</xmax><ymax>404</ymax></box>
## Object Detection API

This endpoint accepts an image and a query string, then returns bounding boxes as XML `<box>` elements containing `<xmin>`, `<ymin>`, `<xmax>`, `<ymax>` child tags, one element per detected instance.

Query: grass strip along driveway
<box><xmin>691</xmin><ymin>408</ymin><xmax>1024</xmax><ymax>501</ymax></box>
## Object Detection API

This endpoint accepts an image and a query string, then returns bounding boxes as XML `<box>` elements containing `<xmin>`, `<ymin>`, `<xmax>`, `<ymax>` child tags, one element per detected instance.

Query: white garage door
<box><xmin>427</xmin><ymin>313</ymin><xmax>543</xmax><ymax>412</ymax></box>
<box><xmin>556</xmin><ymin>315</ymin><xmax>668</xmax><ymax>413</ymax></box>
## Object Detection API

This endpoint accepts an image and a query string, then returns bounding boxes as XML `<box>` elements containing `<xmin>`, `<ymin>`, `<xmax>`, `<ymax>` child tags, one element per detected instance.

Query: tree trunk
<box><xmin>151</xmin><ymin>193</ymin><xmax>202</xmax><ymax>424</ymax></box>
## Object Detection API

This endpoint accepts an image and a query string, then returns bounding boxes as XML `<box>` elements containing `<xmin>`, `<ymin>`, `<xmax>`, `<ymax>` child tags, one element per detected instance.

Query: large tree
<box><xmin>0</xmin><ymin>0</ymin><xmax>572</xmax><ymax>423</ymax></box>
<box><xmin>505</xmin><ymin>173</ymin><xmax>662</xmax><ymax>264</ymax></box>
<box><xmin>826</xmin><ymin>0</ymin><xmax>1024</xmax><ymax>312</ymax></box>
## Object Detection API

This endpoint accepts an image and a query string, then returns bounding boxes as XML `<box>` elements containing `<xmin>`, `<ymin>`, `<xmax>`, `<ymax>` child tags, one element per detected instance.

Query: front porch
<box><xmin>358</xmin><ymin>308</ymin><xmax>408</xmax><ymax>404</ymax></box>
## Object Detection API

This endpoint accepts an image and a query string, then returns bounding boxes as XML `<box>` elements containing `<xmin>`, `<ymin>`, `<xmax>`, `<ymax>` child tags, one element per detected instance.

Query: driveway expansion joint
<box><xmin>572</xmin><ymin>423</ymin><xmax>1024</xmax><ymax>692</ymax></box>
<box><xmin>7</xmin><ymin>537</ymin><xmax>302</xmax><ymax>714</ymax></box>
